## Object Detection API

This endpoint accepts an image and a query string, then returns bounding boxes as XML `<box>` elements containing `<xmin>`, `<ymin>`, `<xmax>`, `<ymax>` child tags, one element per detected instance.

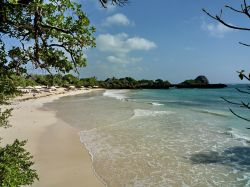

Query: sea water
<box><xmin>44</xmin><ymin>85</ymin><xmax>250</xmax><ymax>186</ymax></box>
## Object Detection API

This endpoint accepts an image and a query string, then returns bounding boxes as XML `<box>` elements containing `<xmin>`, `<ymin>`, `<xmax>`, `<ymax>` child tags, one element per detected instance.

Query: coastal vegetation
<box><xmin>99</xmin><ymin>77</ymin><xmax>171</xmax><ymax>89</ymax></box>
<box><xmin>0</xmin><ymin>0</ymin><xmax>107</xmax><ymax>185</ymax></box>
<box><xmin>10</xmin><ymin>74</ymin><xmax>171</xmax><ymax>89</ymax></box>
<box><xmin>0</xmin><ymin>1</ymin><xmax>129</xmax><ymax>184</ymax></box>
<box><xmin>12</xmin><ymin>74</ymin><xmax>227</xmax><ymax>90</ymax></box>
<box><xmin>0</xmin><ymin>1</ymin><xmax>127</xmax><ymax>185</ymax></box>
<box><xmin>0</xmin><ymin>41</ymin><xmax>38</xmax><ymax>186</ymax></box>
<box><xmin>0</xmin><ymin>0</ymin><xmax>129</xmax><ymax>185</ymax></box>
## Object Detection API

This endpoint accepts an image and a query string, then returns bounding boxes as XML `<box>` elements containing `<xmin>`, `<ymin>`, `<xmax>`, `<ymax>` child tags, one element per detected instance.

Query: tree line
<box><xmin>12</xmin><ymin>74</ymin><xmax>171</xmax><ymax>89</ymax></box>
<box><xmin>14</xmin><ymin>74</ymin><xmax>228</xmax><ymax>89</ymax></box>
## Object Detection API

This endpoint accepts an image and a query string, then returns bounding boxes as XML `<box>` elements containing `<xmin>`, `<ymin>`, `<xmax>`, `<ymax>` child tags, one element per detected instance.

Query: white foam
<box><xmin>132</xmin><ymin>109</ymin><xmax>174</xmax><ymax>118</ymax></box>
<box><xmin>166</xmin><ymin>100</ymin><xmax>195</xmax><ymax>104</ymax></box>
<box><xmin>243</xmin><ymin>173</ymin><xmax>250</xmax><ymax>187</ymax></box>
<box><xmin>150</xmin><ymin>102</ymin><xmax>164</xmax><ymax>106</ymax></box>
<box><xmin>224</xmin><ymin>128</ymin><xmax>250</xmax><ymax>145</ymax></box>
<box><xmin>79</xmin><ymin>131</ymin><xmax>108</xmax><ymax>186</ymax></box>
<box><xmin>193</xmin><ymin>109</ymin><xmax>230</xmax><ymax>117</ymax></box>
<box><xmin>103</xmin><ymin>90</ymin><xmax>129</xmax><ymax>100</ymax></box>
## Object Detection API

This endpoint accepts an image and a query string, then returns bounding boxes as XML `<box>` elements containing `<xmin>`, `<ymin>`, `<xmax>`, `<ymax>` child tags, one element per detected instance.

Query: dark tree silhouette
<box><xmin>203</xmin><ymin>0</ymin><xmax>250</xmax><ymax>46</ymax></box>
<box><xmin>203</xmin><ymin>0</ymin><xmax>250</xmax><ymax>124</ymax></box>
<box><xmin>99</xmin><ymin>0</ymin><xmax>129</xmax><ymax>7</ymax></box>
<box><xmin>0</xmin><ymin>0</ymin><xmax>128</xmax><ymax>8</ymax></box>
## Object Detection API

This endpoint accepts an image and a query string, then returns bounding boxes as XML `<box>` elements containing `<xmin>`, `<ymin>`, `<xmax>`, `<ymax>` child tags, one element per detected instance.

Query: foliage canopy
<box><xmin>0</xmin><ymin>0</ymin><xmax>129</xmax><ymax>185</ymax></box>
<box><xmin>0</xmin><ymin>0</ymin><xmax>95</xmax><ymax>74</ymax></box>
<box><xmin>0</xmin><ymin>140</ymin><xmax>38</xmax><ymax>186</ymax></box>
<box><xmin>0</xmin><ymin>0</ymin><xmax>98</xmax><ymax>186</ymax></box>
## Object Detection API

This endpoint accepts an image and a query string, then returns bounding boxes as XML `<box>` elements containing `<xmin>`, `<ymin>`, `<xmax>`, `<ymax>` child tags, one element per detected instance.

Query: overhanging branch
<box><xmin>202</xmin><ymin>8</ymin><xmax>250</xmax><ymax>31</ymax></box>
<box><xmin>229</xmin><ymin>108</ymin><xmax>250</xmax><ymax>122</ymax></box>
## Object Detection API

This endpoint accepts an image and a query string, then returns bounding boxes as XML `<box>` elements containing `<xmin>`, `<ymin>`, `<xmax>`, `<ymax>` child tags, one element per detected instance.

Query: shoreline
<box><xmin>0</xmin><ymin>88</ymin><xmax>104</xmax><ymax>187</ymax></box>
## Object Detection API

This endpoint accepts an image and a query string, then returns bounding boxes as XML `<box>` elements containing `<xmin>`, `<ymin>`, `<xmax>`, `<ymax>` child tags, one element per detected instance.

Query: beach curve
<box><xmin>0</xmin><ymin>88</ymin><xmax>104</xmax><ymax>187</ymax></box>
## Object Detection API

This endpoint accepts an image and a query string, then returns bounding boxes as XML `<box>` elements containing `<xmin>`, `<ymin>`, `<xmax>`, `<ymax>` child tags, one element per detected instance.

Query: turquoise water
<box><xmin>45</xmin><ymin>85</ymin><xmax>250</xmax><ymax>187</ymax></box>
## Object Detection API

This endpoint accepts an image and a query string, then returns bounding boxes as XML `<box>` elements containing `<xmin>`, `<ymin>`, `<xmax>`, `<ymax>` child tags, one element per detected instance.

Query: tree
<box><xmin>0</xmin><ymin>0</ymin><xmax>129</xmax><ymax>185</ymax></box>
<box><xmin>0</xmin><ymin>0</ymin><xmax>129</xmax><ymax>11</ymax></box>
<box><xmin>0</xmin><ymin>40</ymin><xmax>38</xmax><ymax>186</ymax></box>
<box><xmin>0</xmin><ymin>41</ymin><xmax>16</xmax><ymax>129</ymax></box>
<box><xmin>0</xmin><ymin>140</ymin><xmax>38</xmax><ymax>186</ymax></box>
<box><xmin>0</xmin><ymin>0</ymin><xmax>129</xmax><ymax>71</ymax></box>
<box><xmin>99</xmin><ymin>0</ymin><xmax>129</xmax><ymax>8</ymax></box>
<box><xmin>0</xmin><ymin>0</ymin><xmax>96</xmax><ymax>74</ymax></box>
<box><xmin>0</xmin><ymin>0</ymin><xmax>102</xmax><ymax>185</ymax></box>
<box><xmin>203</xmin><ymin>0</ymin><xmax>250</xmax><ymax>124</ymax></box>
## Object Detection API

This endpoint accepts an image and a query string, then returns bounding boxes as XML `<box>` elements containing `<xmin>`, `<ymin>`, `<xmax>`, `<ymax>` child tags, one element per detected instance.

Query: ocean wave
<box><xmin>150</xmin><ymin>102</ymin><xmax>164</xmax><ymax>106</ymax></box>
<box><xmin>103</xmin><ymin>90</ymin><xmax>129</xmax><ymax>100</ymax></box>
<box><xmin>166</xmin><ymin>100</ymin><xmax>196</xmax><ymax>104</ymax></box>
<box><xmin>192</xmin><ymin>109</ymin><xmax>230</xmax><ymax>117</ymax></box>
<box><xmin>79</xmin><ymin>131</ymin><xmax>108</xmax><ymax>186</ymax></box>
<box><xmin>132</xmin><ymin>109</ymin><xmax>174</xmax><ymax>118</ymax></box>
<box><xmin>165</xmin><ymin>100</ymin><xmax>202</xmax><ymax>106</ymax></box>
<box><xmin>221</xmin><ymin>128</ymin><xmax>250</xmax><ymax>145</ymax></box>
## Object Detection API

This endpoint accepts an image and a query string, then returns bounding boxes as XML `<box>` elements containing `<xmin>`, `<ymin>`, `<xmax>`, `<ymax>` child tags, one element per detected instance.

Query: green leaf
<box><xmin>239</xmin><ymin>73</ymin><xmax>244</xmax><ymax>80</ymax></box>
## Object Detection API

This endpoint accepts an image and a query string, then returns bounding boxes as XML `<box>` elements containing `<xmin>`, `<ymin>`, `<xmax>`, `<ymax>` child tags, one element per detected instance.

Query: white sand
<box><xmin>0</xmin><ymin>89</ymin><xmax>104</xmax><ymax>187</ymax></box>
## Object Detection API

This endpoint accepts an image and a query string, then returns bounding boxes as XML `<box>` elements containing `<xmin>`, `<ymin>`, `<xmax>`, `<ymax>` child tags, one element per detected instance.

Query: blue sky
<box><xmin>4</xmin><ymin>0</ymin><xmax>250</xmax><ymax>83</ymax></box>
<box><xmin>74</xmin><ymin>0</ymin><xmax>250</xmax><ymax>83</ymax></box>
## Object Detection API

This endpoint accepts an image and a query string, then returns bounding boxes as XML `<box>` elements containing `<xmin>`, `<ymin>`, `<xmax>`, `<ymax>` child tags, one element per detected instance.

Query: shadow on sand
<box><xmin>189</xmin><ymin>146</ymin><xmax>250</xmax><ymax>171</ymax></box>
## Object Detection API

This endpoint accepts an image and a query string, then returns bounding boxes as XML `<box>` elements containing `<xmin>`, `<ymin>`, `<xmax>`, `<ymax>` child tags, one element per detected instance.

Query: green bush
<box><xmin>0</xmin><ymin>140</ymin><xmax>39</xmax><ymax>186</ymax></box>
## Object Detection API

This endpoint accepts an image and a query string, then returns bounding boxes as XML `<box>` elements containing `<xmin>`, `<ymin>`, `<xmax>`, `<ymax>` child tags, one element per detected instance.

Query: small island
<box><xmin>174</xmin><ymin>75</ymin><xmax>227</xmax><ymax>89</ymax></box>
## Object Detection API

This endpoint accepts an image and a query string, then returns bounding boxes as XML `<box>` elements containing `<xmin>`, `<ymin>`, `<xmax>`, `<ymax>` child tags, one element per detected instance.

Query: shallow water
<box><xmin>44</xmin><ymin>85</ymin><xmax>250</xmax><ymax>187</ymax></box>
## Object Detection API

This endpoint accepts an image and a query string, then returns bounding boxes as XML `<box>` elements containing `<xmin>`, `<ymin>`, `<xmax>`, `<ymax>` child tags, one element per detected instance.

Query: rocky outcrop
<box><xmin>175</xmin><ymin>75</ymin><xmax>227</xmax><ymax>89</ymax></box>
<box><xmin>195</xmin><ymin>75</ymin><xmax>209</xmax><ymax>84</ymax></box>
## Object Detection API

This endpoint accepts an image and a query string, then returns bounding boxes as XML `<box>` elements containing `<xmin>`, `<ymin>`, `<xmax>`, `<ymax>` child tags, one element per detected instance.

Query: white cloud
<box><xmin>97</xmin><ymin>33</ymin><xmax>129</xmax><ymax>53</ymax></box>
<box><xmin>96</xmin><ymin>33</ymin><xmax>156</xmax><ymax>64</ymax></box>
<box><xmin>202</xmin><ymin>21</ymin><xmax>233</xmax><ymax>38</ymax></box>
<box><xmin>106</xmin><ymin>56</ymin><xmax>142</xmax><ymax>64</ymax></box>
<box><xmin>97</xmin><ymin>33</ymin><xmax>156</xmax><ymax>53</ymax></box>
<box><xmin>107</xmin><ymin>56</ymin><xmax>124</xmax><ymax>63</ymax></box>
<box><xmin>126</xmin><ymin>37</ymin><xmax>156</xmax><ymax>50</ymax></box>
<box><xmin>103</xmin><ymin>13</ymin><xmax>133</xmax><ymax>26</ymax></box>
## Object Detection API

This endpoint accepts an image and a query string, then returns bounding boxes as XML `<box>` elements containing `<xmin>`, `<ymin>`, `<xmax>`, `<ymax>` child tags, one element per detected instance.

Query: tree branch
<box><xmin>99</xmin><ymin>0</ymin><xmax>129</xmax><ymax>8</ymax></box>
<box><xmin>202</xmin><ymin>8</ymin><xmax>250</xmax><ymax>31</ymax></box>
<box><xmin>241</xmin><ymin>101</ymin><xmax>250</xmax><ymax>109</ymax></box>
<box><xmin>41</xmin><ymin>24</ymin><xmax>72</xmax><ymax>34</ymax></box>
<box><xmin>229</xmin><ymin>108</ymin><xmax>250</xmax><ymax>122</ymax></box>
<box><xmin>237</xmin><ymin>71</ymin><xmax>250</xmax><ymax>81</ymax></box>
<box><xmin>243</xmin><ymin>0</ymin><xmax>250</xmax><ymax>18</ymax></box>
<box><xmin>48</xmin><ymin>43</ymin><xmax>79</xmax><ymax>73</ymax></box>
<box><xmin>239</xmin><ymin>42</ymin><xmax>250</xmax><ymax>47</ymax></box>
<box><xmin>221</xmin><ymin>96</ymin><xmax>250</xmax><ymax>110</ymax></box>
<box><xmin>225</xmin><ymin>5</ymin><xmax>244</xmax><ymax>14</ymax></box>
<box><xmin>221</xmin><ymin>97</ymin><xmax>242</xmax><ymax>105</ymax></box>
<box><xmin>236</xmin><ymin>87</ymin><xmax>250</xmax><ymax>94</ymax></box>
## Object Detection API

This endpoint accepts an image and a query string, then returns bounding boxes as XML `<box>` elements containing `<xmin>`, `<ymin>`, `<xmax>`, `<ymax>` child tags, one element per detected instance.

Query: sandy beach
<box><xmin>0</xmin><ymin>88</ymin><xmax>104</xmax><ymax>187</ymax></box>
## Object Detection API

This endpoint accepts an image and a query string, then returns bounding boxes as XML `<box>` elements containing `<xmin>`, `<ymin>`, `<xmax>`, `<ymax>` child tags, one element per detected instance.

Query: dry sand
<box><xmin>0</xmin><ymin>89</ymin><xmax>104</xmax><ymax>187</ymax></box>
